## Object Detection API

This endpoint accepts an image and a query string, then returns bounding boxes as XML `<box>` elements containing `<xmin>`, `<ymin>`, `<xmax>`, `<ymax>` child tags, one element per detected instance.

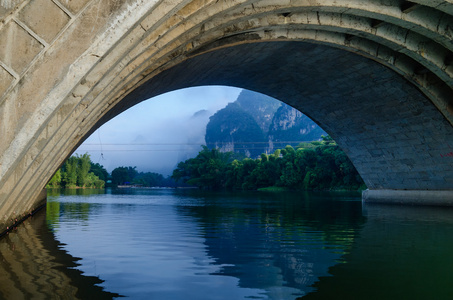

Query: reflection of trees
<box><xmin>47</xmin><ymin>189</ymin><xmax>106</xmax><ymax>227</ymax></box>
<box><xmin>301</xmin><ymin>204</ymin><xmax>453</xmax><ymax>300</ymax></box>
<box><xmin>174</xmin><ymin>190</ymin><xmax>366</xmax><ymax>296</ymax></box>
<box><xmin>47</xmin><ymin>188</ymin><xmax>105</xmax><ymax>197</ymax></box>
<box><xmin>0</xmin><ymin>208</ymin><xmax>120</xmax><ymax>299</ymax></box>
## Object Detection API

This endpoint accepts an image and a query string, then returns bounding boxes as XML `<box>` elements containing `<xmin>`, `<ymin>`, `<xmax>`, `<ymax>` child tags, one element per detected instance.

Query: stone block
<box><xmin>0</xmin><ymin>67</ymin><xmax>14</xmax><ymax>96</ymax></box>
<box><xmin>59</xmin><ymin>0</ymin><xmax>91</xmax><ymax>15</ymax></box>
<box><xmin>18</xmin><ymin>0</ymin><xmax>70</xmax><ymax>43</ymax></box>
<box><xmin>0</xmin><ymin>21</ymin><xmax>44</xmax><ymax>74</ymax></box>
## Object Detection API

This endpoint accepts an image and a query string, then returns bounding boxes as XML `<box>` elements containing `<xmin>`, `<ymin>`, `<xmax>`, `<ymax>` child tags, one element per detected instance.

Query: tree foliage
<box><xmin>47</xmin><ymin>153</ymin><xmax>105</xmax><ymax>189</ymax></box>
<box><xmin>48</xmin><ymin>154</ymin><xmax>176</xmax><ymax>189</ymax></box>
<box><xmin>172</xmin><ymin>145</ymin><xmax>236</xmax><ymax>189</ymax></box>
<box><xmin>111</xmin><ymin>166</ymin><xmax>138</xmax><ymax>185</ymax></box>
<box><xmin>90</xmin><ymin>162</ymin><xmax>109</xmax><ymax>181</ymax></box>
<box><xmin>110</xmin><ymin>166</ymin><xmax>176</xmax><ymax>187</ymax></box>
<box><xmin>172</xmin><ymin>138</ymin><xmax>365</xmax><ymax>191</ymax></box>
<box><xmin>77</xmin><ymin>153</ymin><xmax>91</xmax><ymax>187</ymax></box>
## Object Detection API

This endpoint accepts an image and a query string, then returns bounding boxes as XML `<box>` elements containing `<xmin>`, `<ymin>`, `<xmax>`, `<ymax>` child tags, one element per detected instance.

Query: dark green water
<box><xmin>1</xmin><ymin>188</ymin><xmax>453</xmax><ymax>299</ymax></box>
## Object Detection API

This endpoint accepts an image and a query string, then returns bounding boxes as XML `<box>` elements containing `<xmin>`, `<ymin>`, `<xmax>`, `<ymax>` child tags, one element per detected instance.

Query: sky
<box><xmin>75</xmin><ymin>86</ymin><xmax>242</xmax><ymax>176</ymax></box>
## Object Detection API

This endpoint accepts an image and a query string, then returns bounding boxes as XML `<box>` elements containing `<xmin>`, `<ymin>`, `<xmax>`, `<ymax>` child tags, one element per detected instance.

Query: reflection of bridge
<box><xmin>0</xmin><ymin>208</ymin><xmax>119</xmax><ymax>299</ymax></box>
<box><xmin>0</xmin><ymin>0</ymin><xmax>453</xmax><ymax>229</ymax></box>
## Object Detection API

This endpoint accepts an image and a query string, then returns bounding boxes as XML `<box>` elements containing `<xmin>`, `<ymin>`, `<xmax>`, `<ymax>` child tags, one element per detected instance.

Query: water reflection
<box><xmin>46</xmin><ymin>189</ymin><xmax>366</xmax><ymax>299</ymax></box>
<box><xmin>0</xmin><ymin>203</ymin><xmax>120</xmax><ymax>299</ymax></box>
<box><xmin>172</xmin><ymin>190</ymin><xmax>366</xmax><ymax>298</ymax></box>
<box><xmin>4</xmin><ymin>189</ymin><xmax>453</xmax><ymax>299</ymax></box>
<box><xmin>302</xmin><ymin>203</ymin><xmax>453</xmax><ymax>299</ymax></box>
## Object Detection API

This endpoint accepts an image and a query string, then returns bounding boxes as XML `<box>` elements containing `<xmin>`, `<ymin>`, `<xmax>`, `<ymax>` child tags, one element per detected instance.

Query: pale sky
<box><xmin>75</xmin><ymin>86</ymin><xmax>241</xmax><ymax>176</ymax></box>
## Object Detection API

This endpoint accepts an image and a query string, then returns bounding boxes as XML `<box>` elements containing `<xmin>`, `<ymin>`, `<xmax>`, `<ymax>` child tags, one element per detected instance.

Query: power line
<box><xmin>77</xmin><ymin>148</ymin><xmax>279</xmax><ymax>152</ymax></box>
<box><xmin>81</xmin><ymin>141</ymin><xmax>307</xmax><ymax>146</ymax></box>
<box><xmin>97</xmin><ymin>129</ymin><xmax>105</xmax><ymax>161</ymax></box>
<box><xmin>77</xmin><ymin>141</ymin><xmax>316</xmax><ymax>153</ymax></box>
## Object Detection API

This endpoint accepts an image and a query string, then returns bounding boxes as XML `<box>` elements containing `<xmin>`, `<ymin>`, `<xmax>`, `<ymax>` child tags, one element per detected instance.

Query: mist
<box><xmin>75</xmin><ymin>86</ymin><xmax>241</xmax><ymax>176</ymax></box>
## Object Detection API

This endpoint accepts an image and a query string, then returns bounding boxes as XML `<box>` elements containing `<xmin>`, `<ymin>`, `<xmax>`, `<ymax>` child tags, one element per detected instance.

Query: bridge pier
<box><xmin>0</xmin><ymin>189</ymin><xmax>46</xmax><ymax>238</ymax></box>
<box><xmin>362</xmin><ymin>189</ymin><xmax>453</xmax><ymax>206</ymax></box>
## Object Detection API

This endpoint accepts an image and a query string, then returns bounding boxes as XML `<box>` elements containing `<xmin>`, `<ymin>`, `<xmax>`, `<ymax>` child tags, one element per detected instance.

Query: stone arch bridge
<box><xmin>1</xmin><ymin>0</ymin><xmax>453</xmax><ymax>230</ymax></box>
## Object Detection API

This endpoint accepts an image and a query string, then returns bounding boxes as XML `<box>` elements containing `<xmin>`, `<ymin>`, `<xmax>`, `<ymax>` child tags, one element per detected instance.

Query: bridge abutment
<box><xmin>363</xmin><ymin>189</ymin><xmax>453</xmax><ymax>206</ymax></box>
<box><xmin>0</xmin><ymin>189</ymin><xmax>46</xmax><ymax>237</ymax></box>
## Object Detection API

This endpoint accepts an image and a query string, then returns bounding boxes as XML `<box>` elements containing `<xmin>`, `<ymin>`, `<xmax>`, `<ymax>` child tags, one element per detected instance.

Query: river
<box><xmin>0</xmin><ymin>188</ymin><xmax>453</xmax><ymax>299</ymax></box>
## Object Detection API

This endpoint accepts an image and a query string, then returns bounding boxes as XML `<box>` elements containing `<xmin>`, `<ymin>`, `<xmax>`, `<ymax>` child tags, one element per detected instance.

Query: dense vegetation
<box><xmin>172</xmin><ymin>137</ymin><xmax>365</xmax><ymax>191</ymax></box>
<box><xmin>110</xmin><ymin>166</ymin><xmax>177</xmax><ymax>187</ymax></box>
<box><xmin>47</xmin><ymin>154</ymin><xmax>107</xmax><ymax>189</ymax></box>
<box><xmin>47</xmin><ymin>155</ymin><xmax>177</xmax><ymax>189</ymax></box>
<box><xmin>49</xmin><ymin>138</ymin><xmax>364</xmax><ymax>191</ymax></box>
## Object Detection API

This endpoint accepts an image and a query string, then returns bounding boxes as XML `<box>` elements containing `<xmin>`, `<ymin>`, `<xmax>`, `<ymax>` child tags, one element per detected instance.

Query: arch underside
<box><xmin>1</xmin><ymin>0</ymin><xmax>453</xmax><ymax>228</ymax></box>
<box><xmin>101</xmin><ymin>41</ymin><xmax>453</xmax><ymax>191</ymax></box>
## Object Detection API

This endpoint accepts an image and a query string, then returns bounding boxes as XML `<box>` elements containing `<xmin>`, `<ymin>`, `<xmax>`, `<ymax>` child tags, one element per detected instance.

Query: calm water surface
<box><xmin>1</xmin><ymin>188</ymin><xmax>453</xmax><ymax>299</ymax></box>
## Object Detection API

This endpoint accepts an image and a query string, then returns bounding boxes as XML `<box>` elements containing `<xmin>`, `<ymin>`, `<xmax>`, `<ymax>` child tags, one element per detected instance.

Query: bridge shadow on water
<box><xmin>0</xmin><ymin>205</ymin><xmax>121</xmax><ymax>300</ymax></box>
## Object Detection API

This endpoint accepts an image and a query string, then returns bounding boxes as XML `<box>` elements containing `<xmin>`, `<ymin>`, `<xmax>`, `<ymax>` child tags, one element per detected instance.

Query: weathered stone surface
<box><xmin>0</xmin><ymin>0</ymin><xmax>24</xmax><ymax>21</ymax></box>
<box><xmin>0</xmin><ymin>66</ymin><xmax>14</xmax><ymax>97</ymax></box>
<box><xmin>0</xmin><ymin>21</ymin><xmax>44</xmax><ymax>74</ymax></box>
<box><xmin>59</xmin><ymin>0</ymin><xmax>91</xmax><ymax>15</ymax></box>
<box><xmin>18</xmin><ymin>0</ymin><xmax>70</xmax><ymax>43</ymax></box>
<box><xmin>0</xmin><ymin>0</ymin><xmax>452</xmax><ymax>233</ymax></box>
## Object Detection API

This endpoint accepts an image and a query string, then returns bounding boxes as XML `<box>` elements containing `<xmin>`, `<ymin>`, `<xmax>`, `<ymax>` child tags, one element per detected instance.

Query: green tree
<box><xmin>85</xmin><ymin>172</ymin><xmax>105</xmax><ymax>188</ymax></box>
<box><xmin>225</xmin><ymin>159</ymin><xmax>243</xmax><ymax>190</ymax></box>
<box><xmin>111</xmin><ymin>166</ymin><xmax>136</xmax><ymax>185</ymax></box>
<box><xmin>172</xmin><ymin>139</ymin><xmax>365</xmax><ymax>191</ymax></box>
<box><xmin>133</xmin><ymin>172</ymin><xmax>166</xmax><ymax>187</ymax></box>
<box><xmin>172</xmin><ymin>146</ymin><xmax>233</xmax><ymax>190</ymax></box>
<box><xmin>90</xmin><ymin>162</ymin><xmax>109</xmax><ymax>181</ymax></box>
<box><xmin>238</xmin><ymin>158</ymin><xmax>258</xmax><ymax>190</ymax></box>
<box><xmin>77</xmin><ymin>153</ymin><xmax>91</xmax><ymax>187</ymax></box>
<box><xmin>279</xmin><ymin>161</ymin><xmax>300</xmax><ymax>188</ymax></box>
<box><xmin>63</xmin><ymin>156</ymin><xmax>78</xmax><ymax>188</ymax></box>
<box><xmin>49</xmin><ymin>154</ymin><xmax>107</xmax><ymax>189</ymax></box>
<box><xmin>47</xmin><ymin>169</ymin><xmax>61</xmax><ymax>188</ymax></box>
<box><xmin>172</xmin><ymin>160</ymin><xmax>191</xmax><ymax>184</ymax></box>
<box><xmin>321</xmin><ymin>135</ymin><xmax>335</xmax><ymax>145</ymax></box>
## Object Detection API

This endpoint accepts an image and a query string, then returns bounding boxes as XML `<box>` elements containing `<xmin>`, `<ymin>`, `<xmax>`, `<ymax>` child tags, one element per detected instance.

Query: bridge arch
<box><xmin>1</xmin><ymin>0</ymin><xmax>453</xmax><ymax>228</ymax></box>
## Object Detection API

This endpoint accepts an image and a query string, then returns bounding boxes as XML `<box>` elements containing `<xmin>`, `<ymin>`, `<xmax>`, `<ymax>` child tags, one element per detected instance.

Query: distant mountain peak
<box><xmin>191</xmin><ymin>109</ymin><xmax>210</xmax><ymax>119</ymax></box>
<box><xmin>235</xmin><ymin>89</ymin><xmax>281</xmax><ymax>134</ymax></box>
<box><xmin>205</xmin><ymin>89</ymin><xmax>326</xmax><ymax>158</ymax></box>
